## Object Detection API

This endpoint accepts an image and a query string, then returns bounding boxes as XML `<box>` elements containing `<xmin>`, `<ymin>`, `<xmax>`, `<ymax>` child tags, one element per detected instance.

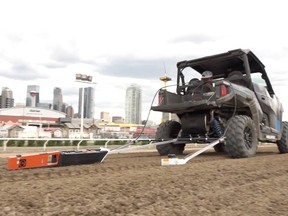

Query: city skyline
<box><xmin>0</xmin><ymin>1</ymin><xmax>287</xmax><ymax>123</ymax></box>
<box><xmin>0</xmin><ymin>84</ymin><xmax>149</xmax><ymax>123</ymax></box>
<box><xmin>1</xmin><ymin>85</ymin><xmax>77</xmax><ymax>113</ymax></box>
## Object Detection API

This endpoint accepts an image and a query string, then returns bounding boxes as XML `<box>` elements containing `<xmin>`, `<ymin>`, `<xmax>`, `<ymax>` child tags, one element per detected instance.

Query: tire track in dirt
<box><xmin>0</xmin><ymin>158</ymin><xmax>228</xmax><ymax>184</ymax></box>
<box><xmin>115</xmin><ymin>153</ymin><xmax>288</xmax><ymax>216</ymax></box>
<box><xmin>0</xmin><ymin>161</ymin><xmax>156</xmax><ymax>183</ymax></box>
<box><xmin>0</xmin><ymin>148</ymin><xmax>279</xmax><ymax>184</ymax></box>
<box><xmin>1</xmin><ymin>146</ymin><xmax>287</xmax><ymax>216</ymax></box>
<box><xmin>182</xmin><ymin>166</ymin><xmax>288</xmax><ymax>215</ymax></box>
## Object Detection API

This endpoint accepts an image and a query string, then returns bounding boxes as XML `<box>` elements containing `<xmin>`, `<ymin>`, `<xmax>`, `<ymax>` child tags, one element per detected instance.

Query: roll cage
<box><xmin>176</xmin><ymin>49</ymin><xmax>275</xmax><ymax>96</ymax></box>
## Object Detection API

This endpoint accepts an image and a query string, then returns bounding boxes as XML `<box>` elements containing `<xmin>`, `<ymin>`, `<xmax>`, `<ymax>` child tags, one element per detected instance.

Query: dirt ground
<box><xmin>1</xmin><ymin>145</ymin><xmax>288</xmax><ymax>216</ymax></box>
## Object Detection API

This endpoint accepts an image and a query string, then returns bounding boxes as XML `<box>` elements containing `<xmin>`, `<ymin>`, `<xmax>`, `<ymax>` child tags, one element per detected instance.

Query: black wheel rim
<box><xmin>243</xmin><ymin>127</ymin><xmax>253</xmax><ymax>149</ymax></box>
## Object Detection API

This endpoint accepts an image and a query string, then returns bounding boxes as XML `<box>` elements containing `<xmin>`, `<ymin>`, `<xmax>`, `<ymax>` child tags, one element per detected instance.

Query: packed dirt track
<box><xmin>1</xmin><ymin>145</ymin><xmax>288</xmax><ymax>216</ymax></box>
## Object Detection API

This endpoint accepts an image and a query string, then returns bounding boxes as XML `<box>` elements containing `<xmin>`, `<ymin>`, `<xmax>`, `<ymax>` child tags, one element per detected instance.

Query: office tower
<box><xmin>26</xmin><ymin>85</ymin><xmax>40</xmax><ymax>107</ymax></box>
<box><xmin>61</xmin><ymin>103</ymin><xmax>67</xmax><ymax>113</ymax></box>
<box><xmin>0</xmin><ymin>87</ymin><xmax>14</xmax><ymax>108</ymax></box>
<box><xmin>78</xmin><ymin>87</ymin><xmax>95</xmax><ymax>118</ymax></box>
<box><xmin>125</xmin><ymin>84</ymin><xmax>142</xmax><ymax>124</ymax></box>
<box><xmin>66</xmin><ymin>105</ymin><xmax>74</xmax><ymax>118</ymax></box>
<box><xmin>53</xmin><ymin>87</ymin><xmax>63</xmax><ymax>111</ymax></box>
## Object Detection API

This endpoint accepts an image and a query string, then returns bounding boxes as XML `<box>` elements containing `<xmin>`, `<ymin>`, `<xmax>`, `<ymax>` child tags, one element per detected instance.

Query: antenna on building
<box><xmin>159</xmin><ymin>62</ymin><xmax>171</xmax><ymax>89</ymax></box>
<box><xmin>159</xmin><ymin>62</ymin><xmax>172</xmax><ymax>122</ymax></box>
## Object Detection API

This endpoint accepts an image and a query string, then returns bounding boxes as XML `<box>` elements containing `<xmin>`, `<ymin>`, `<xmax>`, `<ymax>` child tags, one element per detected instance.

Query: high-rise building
<box><xmin>78</xmin><ymin>87</ymin><xmax>95</xmax><ymax>118</ymax></box>
<box><xmin>53</xmin><ymin>87</ymin><xmax>63</xmax><ymax>111</ymax></box>
<box><xmin>61</xmin><ymin>103</ymin><xmax>67</xmax><ymax>113</ymax></box>
<box><xmin>66</xmin><ymin>105</ymin><xmax>74</xmax><ymax>118</ymax></box>
<box><xmin>125</xmin><ymin>84</ymin><xmax>142</xmax><ymax>124</ymax></box>
<box><xmin>0</xmin><ymin>87</ymin><xmax>14</xmax><ymax>108</ymax></box>
<box><xmin>26</xmin><ymin>85</ymin><xmax>40</xmax><ymax>107</ymax></box>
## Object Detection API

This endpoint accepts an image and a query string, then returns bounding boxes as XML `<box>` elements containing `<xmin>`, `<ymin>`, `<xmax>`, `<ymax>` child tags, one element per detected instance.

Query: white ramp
<box><xmin>161</xmin><ymin>137</ymin><xmax>225</xmax><ymax>166</ymax></box>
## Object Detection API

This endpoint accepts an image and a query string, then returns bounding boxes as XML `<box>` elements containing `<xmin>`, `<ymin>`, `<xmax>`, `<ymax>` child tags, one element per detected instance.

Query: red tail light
<box><xmin>221</xmin><ymin>85</ymin><xmax>227</xmax><ymax>96</ymax></box>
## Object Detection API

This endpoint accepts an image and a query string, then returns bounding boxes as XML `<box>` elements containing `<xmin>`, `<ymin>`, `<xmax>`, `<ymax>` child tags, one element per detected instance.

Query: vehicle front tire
<box><xmin>155</xmin><ymin>120</ymin><xmax>185</xmax><ymax>156</ymax></box>
<box><xmin>225</xmin><ymin>115</ymin><xmax>258</xmax><ymax>158</ymax></box>
<box><xmin>277</xmin><ymin>121</ymin><xmax>288</xmax><ymax>153</ymax></box>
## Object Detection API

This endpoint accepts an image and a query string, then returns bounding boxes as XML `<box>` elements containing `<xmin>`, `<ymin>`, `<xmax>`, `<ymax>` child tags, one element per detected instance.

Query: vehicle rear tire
<box><xmin>277</xmin><ymin>122</ymin><xmax>288</xmax><ymax>153</ymax></box>
<box><xmin>155</xmin><ymin>120</ymin><xmax>185</xmax><ymax>156</ymax></box>
<box><xmin>225</xmin><ymin>115</ymin><xmax>258</xmax><ymax>158</ymax></box>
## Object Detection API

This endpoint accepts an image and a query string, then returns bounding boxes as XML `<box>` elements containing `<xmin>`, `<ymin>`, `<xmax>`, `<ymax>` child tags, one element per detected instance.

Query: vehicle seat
<box><xmin>186</xmin><ymin>78</ymin><xmax>201</xmax><ymax>94</ymax></box>
<box><xmin>227</xmin><ymin>71</ymin><xmax>248</xmax><ymax>87</ymax></box>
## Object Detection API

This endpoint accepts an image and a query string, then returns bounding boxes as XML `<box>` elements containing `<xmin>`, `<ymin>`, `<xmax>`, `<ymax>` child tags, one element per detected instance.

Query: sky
<box><xmin>0</xmin><ymin>0</ymin><xmax>287</xmax><ymax>124</ymax></box>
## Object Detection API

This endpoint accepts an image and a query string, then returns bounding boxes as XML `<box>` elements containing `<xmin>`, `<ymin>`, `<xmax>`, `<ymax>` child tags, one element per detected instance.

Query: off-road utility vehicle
<box><xmin>151</xmin><ymin>49</ymin><xmax>287</xmax><ymax>158</ymax></box>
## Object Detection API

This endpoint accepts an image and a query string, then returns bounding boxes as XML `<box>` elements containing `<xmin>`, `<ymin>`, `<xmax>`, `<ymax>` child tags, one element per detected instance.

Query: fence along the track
<box><xmin>0</xmin><ymin>138</ymin><xmax>152</xmax><ymax>152</ymax></box>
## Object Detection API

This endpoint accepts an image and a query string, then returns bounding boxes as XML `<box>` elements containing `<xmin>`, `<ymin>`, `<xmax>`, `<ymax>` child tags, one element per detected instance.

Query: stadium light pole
<box><xmin>75</xmin><ymin>74</ymin><xmax>96</xmax><ymax>138</ymax></box>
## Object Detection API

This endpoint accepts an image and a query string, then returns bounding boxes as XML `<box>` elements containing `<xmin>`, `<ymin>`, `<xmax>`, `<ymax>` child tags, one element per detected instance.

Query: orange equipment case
<box><xmin>7</xmin><ymin>151</ymin><xmax>61</xmax><ymax>170</ymax></box>
<box><xmin>7</xmin><ymin>148</ymin><xmax>109</xmax><ymax>171</ymax></box>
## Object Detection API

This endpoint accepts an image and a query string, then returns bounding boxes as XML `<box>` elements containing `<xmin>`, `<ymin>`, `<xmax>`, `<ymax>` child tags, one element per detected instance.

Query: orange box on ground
<box><xmin>7</xmin><ymin>151</ymin><xmax>60</xmax><ymax>170</ymax></box>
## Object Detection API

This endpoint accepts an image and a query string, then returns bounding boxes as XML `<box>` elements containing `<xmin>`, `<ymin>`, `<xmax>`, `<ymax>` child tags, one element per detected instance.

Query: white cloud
<box><xmin>0</xmin><ymin>0</ymin><xmax>287</xmax><ymax>124</ymax></box>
